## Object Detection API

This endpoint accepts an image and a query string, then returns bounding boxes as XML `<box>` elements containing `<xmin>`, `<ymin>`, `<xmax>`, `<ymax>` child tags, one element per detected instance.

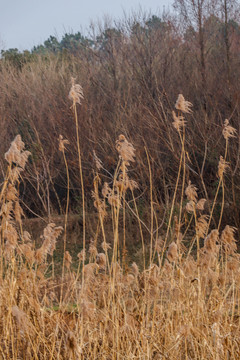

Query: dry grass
<box><xmin>0</xmin><ymin>89</ymin><xmax>240</xmax><ymax>360</ymax></box>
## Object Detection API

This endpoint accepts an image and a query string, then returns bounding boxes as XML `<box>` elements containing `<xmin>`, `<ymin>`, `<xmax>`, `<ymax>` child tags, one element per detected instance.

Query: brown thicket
<box><xmin>0</xmin><ymin>9</ymin><xmax>239</xmax><ymax>234</ymax></box>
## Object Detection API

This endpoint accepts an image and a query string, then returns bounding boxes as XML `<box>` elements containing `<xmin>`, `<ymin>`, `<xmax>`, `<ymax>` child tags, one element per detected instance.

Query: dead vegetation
<box><xmin>0</xmin><ymin>87</ymin><xmax>240</xmax><ymax>359</ymax></box>
<box><xmin>0</xmin><ymin>9</ymin><xmax>240</xmax><ymax>233</ymax></box>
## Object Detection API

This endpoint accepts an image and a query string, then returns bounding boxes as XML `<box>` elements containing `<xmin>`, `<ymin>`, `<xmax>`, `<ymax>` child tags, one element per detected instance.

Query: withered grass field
<box><xmin>0</xmin><ymin>83</ymin><xmax>240</xmax><ymax>359</ymax></box>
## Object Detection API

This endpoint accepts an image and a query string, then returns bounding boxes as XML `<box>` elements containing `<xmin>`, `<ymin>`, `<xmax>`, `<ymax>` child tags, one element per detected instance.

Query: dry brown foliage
<box><xmin>0</xmin><ymin>92</ymin><xmax>239</xmax><ymax>358</ymax></box>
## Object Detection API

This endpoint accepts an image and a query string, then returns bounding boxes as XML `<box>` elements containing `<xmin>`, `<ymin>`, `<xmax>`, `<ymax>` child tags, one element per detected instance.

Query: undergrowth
<box><xmin>0</xmin><ymin>84</ymin><xmax>239</xmax><ymax>359</ymax></box>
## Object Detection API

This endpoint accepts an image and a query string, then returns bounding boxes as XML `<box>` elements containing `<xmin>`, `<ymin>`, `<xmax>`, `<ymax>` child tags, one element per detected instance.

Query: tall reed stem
<box><xmin>60</xmin><ymin>148</ymin><xmax>70</xmax><ymax>305</ymax></box>
<box><xmin>73</xmin><ymin>102</ymin><xmax>86</xmax><ymax>279</ymax></box>
<box><xmin>207</xmin><ymin>140</ymin><xmax>228</xmax><ymax>233</ymax></box>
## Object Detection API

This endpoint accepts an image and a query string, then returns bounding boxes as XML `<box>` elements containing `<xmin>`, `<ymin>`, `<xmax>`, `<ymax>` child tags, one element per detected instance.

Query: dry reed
<box><xmin>0</xmin><ymin>92</ymin><xmax>239</xmax><ymax>360</ymax></box>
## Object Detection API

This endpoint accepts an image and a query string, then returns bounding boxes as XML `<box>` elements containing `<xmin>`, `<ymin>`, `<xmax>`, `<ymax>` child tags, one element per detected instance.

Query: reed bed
<box><xmin>0</xmin><ymin>85</ymin><xmax>239</xmax><ymax>359</ymax></box>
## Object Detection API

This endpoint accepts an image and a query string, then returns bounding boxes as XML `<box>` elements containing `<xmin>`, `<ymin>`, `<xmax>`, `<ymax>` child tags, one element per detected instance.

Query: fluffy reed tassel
<box><xmin>131</xmin><ymin>262</ymin><xmax>139</xmax><ymax>277</ymax></box>
<box><xmin>167</xmin><ymin>242</ymin><xmax>178</xmax><ymax>262</ymax></box>
<box><xmin>88</xmin><ymin>240</ymin><xmax>98</xmax><ymax>258</ymax></box>
<box><xmin>64</xmin><ymin>251</ymin><xmax>72</xmax><ymax>270</ymax></box>
<box><xmin>222</xmin><ymin>119</ymin><xmax>237</xmax><ymax>140</ymax></box>
<box><xmin>186</xmin><ymin>200</ymin><xmax>195</xmax><ymax>213</ymax></box>
<box><xmin>196</xmin><ymin>198</ymin><xmax>206</xmax><ymax>211</ymax></box>
<box><xmin>204</xmin><ymin>229</ymin><xmax>219</xmax><ymax>254</ymax></box>
<box><xmin>35</xmin><ymin>223</ymin><xmax>63</xmax><ymax>263</ymax></box>
<box><xmin>175</xmin><ymin>94</ymin><xmax>193</xmax><ymax>114</ymax></box>
<box><xmin>172</xmin><ymin>110</ymin><xmax>186</xmax><ymax>131</ymax></box>
<box><xmin>115</xmin><ymin>134</ymin><xmax>135</xmax><ymax>164</ymax></box>
<box><xmin>196</xmin><ymin>215</ymin><xmax>209</xmax><ymax>238</ymax></box>
<box><xmin>185</xmin><ymin>181</ymin><xmax>198</xmax><ymax>202</ymax></box>
<box><xmin>96</xmin><ymin>253</ymin><xmax>106</xmax><ymax>269</ymax></box>
<box><xmin>93</xmin><ymin>150</ymin><xmax>103</xmax><ymax>171</ymax></box>
<box><xmin>59</xmin><ymin>135</ymin><xmax>69</xmax><ymax>152</ymax></box>
<box><xmin>218</xmin><ymin>156</ymin><xmax>229</xmax><ymax>178</ymax></box>
<box><xmin>5</xmin><ymin>134</ymin><xmax>31</xmax><ymax>169</ymax></box>
<box><xmin>101</xmin><ymin>241</ymin><xmax>111</xmax><ymax>252</ymax></box>
<box><xmin>220</xmin><ymin>225</ymin><xmax>237</xmax><ymax>255</ymax></box>
<box><xmin>68</xmin><ymin>77</ymin><xmax>84</xmax><ymax>105</ymax></box>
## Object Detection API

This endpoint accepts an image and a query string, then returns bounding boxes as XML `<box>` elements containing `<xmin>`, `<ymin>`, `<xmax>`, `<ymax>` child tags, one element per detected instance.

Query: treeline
<box><xmin>0</xmin><ymin>5</ymin><xmax>240</xmax><ymax>230</ymax></box>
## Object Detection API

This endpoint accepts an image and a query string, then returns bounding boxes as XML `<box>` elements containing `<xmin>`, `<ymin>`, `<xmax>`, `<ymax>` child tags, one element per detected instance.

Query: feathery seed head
<box><xmin>96</xmin><ymin>253</ymin><xmax>106</xmax><ymax>269</ymax></box>
<box><xmin>204</xmin><ymin>229</ymin><xmax>219</xmax><ymax>254</ymax></box>
<box><xmin>14</xmin><ymin>201</ymin><xmax>24</xmax><ymax>225</ymax></box>
<box><xmin>220</xmin><ymin>225</ymin><xmax>237</xmax><ymax>255</ymax></box>
<box><xmin>175</xmin><ymin>94</ymin><xmax>193</xmax><ymax>114</ymax></box>
<box><xmin>17</xmin><ymin>151</ymin><xmax>31</xmax><ymax>169</ymax></box>
<box><xmin>155</xmin><ymin>236</ymin><xmax>164</xmax><ymax>253</ymax></box>
<box><xmin>5</xmin><ymin>135</ymin><xmax>31</xmax><ymax>169</ymax></box>
<box><xmin>185</xmin><ymin>181</ymin><xmax>198</xmax><ymax>202</ymax></box>
<box><xmin>6</xmin><ymin>184</ymin><xmax>18</xmax><ymax>201</ymax></box>
<box><xmin>131</xmin><ymin>262</ymin><xmax>139</xmax><ymax>277</ymax></box>
<box><xmin>69</xmin><ymin>77</ymin><xmax>84</xmax><ymax>105</ymax></box>
<box><xmin>101</xmin><ymin>241</ymin><xmax>111</xmax><ymax>252</ymax></box>
<box><xmin>115</xmin><ymin>134</ymin><xmax>135</xmax><ymax>164</ymax></box>
<box><xmin>186</xmin><ymin>200</ymin><xmax>195</xmax><ymax>213</ymax></box>
<box><xmin>116</xmin><ymin>173</ymin><xmax>138</xmax><ymax>192</ymax></box>
<box><xmin>196</xmin><ymin>215</ymin><xmax>209</xmax><ymax>239</ymax></box>
<box><xmin>93</xmin><ymin>150</ymin><xmax>103</xmax><ymax>171</ymax></box>
<box><xmin>77</xmin><ymin>249</ymin><xmax>86</xmax><ymax>262</ymax></box>
<box><xmin>102</xmin><ymin>182</ymin><xmax>112</xmax><ymax>199</ymax></box>
<box><xmin>14</xmin><ymin>135</ymin><xmax>25</xmax><ymax>151</ymax></box>
<box><xmin>64</xmin><ymin>251</ymin><xmax>72</xmax><ymax>269</ymax></box>
<box><xmin>59</xmin><ymin>135</ymin><xmax>69</xmax><ymax>152</ymax></box>
<box><xmin>222</xmin><ymin>119</ymin><xmax>237</xmax><ymax>140</ymax></box>
<box><xmin>10</xmin><ymin>167</ymin><xmax>23</xmax><ymax>183</ymax></box>
<box><xmin>5</xmin><ymin>135</ymin><xmax>25</xmax><ymax>164</ymax></box>
<box><xmin>218</xmin><ymin>156</ymin><xmax>229</xmax><ymax>178</ymax></box>
<box><xmin>92</xmin><ymin>185</ymin><xmax>107</xmax><ymax>220</ymax></box>
<box><xmin>196</xmin><ymin>198</ymin><xmax>206</xmax><ymax>211</ymax></box>
<box><xmin>167</xmin><ymin>242</ymin><xmax>178</xmax><ymax>262</ymax></box>
<box><xmin>40</xmin><ymin>223</ymin><xmax>63</xmax><ymax>258</ymax></box>
<box><xmin>172</xmin><ymin>110</ymin><xmax>186</xmax><ymax>132</ymax></box>
<box><xmin>89</xmin><ymin>240</ymin><xmax>98</xmax><ymax>258</ymax></box>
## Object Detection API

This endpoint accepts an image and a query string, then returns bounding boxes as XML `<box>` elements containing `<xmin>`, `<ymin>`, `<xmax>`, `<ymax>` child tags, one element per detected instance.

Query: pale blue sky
<box><xmin>0</xmin><ymin>0</ymin><xmax>172</xmax><ymax>51</ymax></box>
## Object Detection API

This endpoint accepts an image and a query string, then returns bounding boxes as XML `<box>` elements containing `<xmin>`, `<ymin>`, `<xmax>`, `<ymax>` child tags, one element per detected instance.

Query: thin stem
<box><xmin>60</xmin><ymin>148</ymin><xmax>70</xmax><ymax>305</ymax></box>
<box><xmin>177</xmin><ymin>126</ymin><xmax>186</xmax><ymax>250</ymax></box>
<box><xmin>73</xmin><ymin>101</ymin><xmax>86</xmax><ymax>280</ymax></box>
<box><xmin>218</xmin><ymin>140</ymin><xmax>228</xmax><ymax>231</ymax></box>
<box><xmin>160</xmin><ymin>126</ymin><xmax>185</xmax><ymax>268</ymax></box>
<box><xmin>145</xmin><ymin>147</ymin><xmax>154</xmax><ymax>265</ymax></box>
<box><xmin>207</xmin><ymin>140</ymin><xmax>228</xmax><ymax>233</ymax></box>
